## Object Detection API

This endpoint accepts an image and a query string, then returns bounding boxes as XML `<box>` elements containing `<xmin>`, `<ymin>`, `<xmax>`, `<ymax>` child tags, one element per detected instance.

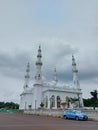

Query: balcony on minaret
<box><xmin>25</xmin><ymin>75</ymin><xmax>30</xmax><ymax>79</ymax></box>
<box><xmin>35</xmin><ymin>73</ymin><xmax>41</xmax><ymax>79</ymax></box>
<box><xmin>73</xmin><ymin>69</ymin><xmax>78</xmax><ymax>73</ymax></box>
<box><xmin>36</xmin><ymin>61</ymin><xmax>42</xmax><ymax>66</ymax></box>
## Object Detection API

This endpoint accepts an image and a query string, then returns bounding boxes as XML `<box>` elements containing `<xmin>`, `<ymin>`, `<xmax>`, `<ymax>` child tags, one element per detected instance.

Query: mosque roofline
<box><xmin>42</xmin><ymin>89</ymin><xmax>82</xmax><ymax>94</ymax></box>
<box><xmin>20</xmin><ymin>91</ymin><xmax>33</xmax><ymax>96</ymax></box>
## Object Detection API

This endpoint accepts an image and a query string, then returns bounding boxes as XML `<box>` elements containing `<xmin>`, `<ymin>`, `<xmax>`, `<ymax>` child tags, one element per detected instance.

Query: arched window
<box><xmin>50</xmin><ymin>95</ymin><xmax>55</xmax><ymax>109</ymax></box>
<box><xmin>57</xmin><ymin>96</ymin><xmax>61</xmax><ymax>108</ymax></box>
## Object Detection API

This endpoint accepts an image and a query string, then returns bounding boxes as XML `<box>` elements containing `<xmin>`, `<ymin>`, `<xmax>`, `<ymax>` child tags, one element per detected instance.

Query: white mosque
<box><xmin>19</xmin><ymin>46</ymin><xmax>83</xmax><ymax>110</ymax></box>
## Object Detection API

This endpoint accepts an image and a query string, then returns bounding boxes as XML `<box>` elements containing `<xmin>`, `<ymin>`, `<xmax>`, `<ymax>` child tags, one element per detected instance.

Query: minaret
<box><xmin>24</xmin><ymin>62</ymin><xmax>30</xmax><ymax>90</ymax></box>
<box><xmin>72</xmin><ymin>55</ymin><xmax>80</xmax><ymax>89</ymax></box>
<box><xmin>35</xmin><ymin>45</ymin><xmax>43</xmax><ymax>82</ymax></box>
<box><xmin>53</xmin><ymin>67</ymin><xmax>58</xmax><ymax>83</ymax></box>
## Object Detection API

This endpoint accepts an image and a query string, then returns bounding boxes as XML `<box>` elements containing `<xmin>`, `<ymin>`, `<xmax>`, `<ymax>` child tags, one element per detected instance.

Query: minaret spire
<box><xmin>24</xmin><ymin>62</ymin><xmax>30</xmax><ymax>90</ymax></box>
<box><xmin>35</xmin><ymin>45</ymin><xmax>43</xmax><ymax>82</ymax></box>
<box><xmin>72</xmin><ymin>55</ymin><xmax>80</xmax><ymax>89</ymax></box>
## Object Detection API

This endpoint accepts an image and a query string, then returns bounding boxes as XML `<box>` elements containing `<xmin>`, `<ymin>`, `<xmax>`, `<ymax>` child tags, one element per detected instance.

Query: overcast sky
<box><xmin>0</xmin><ymin>0</ymin><xmax>98</xmax><ymax>103</ymax></box>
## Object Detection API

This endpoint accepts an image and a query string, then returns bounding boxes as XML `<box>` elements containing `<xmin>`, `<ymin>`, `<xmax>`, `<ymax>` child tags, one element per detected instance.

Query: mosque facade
<box><xmin>19</xmin><ymin>46</ymin><xmax>83</xmax><ymax>110</ymax></box>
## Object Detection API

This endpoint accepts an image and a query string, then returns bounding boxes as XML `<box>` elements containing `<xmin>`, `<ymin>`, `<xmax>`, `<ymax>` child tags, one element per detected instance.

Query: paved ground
<box><xmin>0</xmin><ymin>113</ymin><xmax>98</xmax><ymax>130</ymax></box>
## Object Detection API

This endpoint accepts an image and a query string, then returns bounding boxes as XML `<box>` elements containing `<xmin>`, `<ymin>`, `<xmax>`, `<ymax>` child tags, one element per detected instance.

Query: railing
<box><xmin>0</xmin><ymin>109</ymin><xmax>19</xmax><ymax>113</ymax></box>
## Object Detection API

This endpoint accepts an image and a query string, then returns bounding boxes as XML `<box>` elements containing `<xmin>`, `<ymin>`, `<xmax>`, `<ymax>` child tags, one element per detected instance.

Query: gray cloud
<box><xmin>0</xmin><ymin>50</ymin><xmax>31</xmax><ymax>79</ymax></box>
<box><xmin>0</xmin><ymin>42</ymin><xmax>98</xmax><ymax>84</ymax></box>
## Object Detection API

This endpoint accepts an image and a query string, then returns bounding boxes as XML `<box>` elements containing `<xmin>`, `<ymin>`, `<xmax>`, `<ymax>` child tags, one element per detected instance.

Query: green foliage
<box><xmin>90</xmin><ymin>90</ymin><xmax>98</xmax><ymax>99</ymax></box>
<box><xmin>40</xmin><ymin>102</ymin><xmax>44</xmax><ymax>108</ymax></box>
<box><xmin>83</xmin><ymin>90</ymin><xmax>98</xmax><ymax>107</ymax></box>
<box><xmin>0</xmin><ymin>102</ymin><xmax>19</xmax><ymax>109</ymax></box>
<box><xmin>28</xmin><ymin>105</ymin><xmax>32</xmax><ymax>109</ymax></box>
<box><xmin>28</xmin><ymin>105</ymin><xmax>32</xmax><ymax>108</ymax></box>
<box><xmin>83</xmin><ymin>98</ymin><xmax>98</xmax><ymax>107</ymax></box>
<box><xmin>70</xmin><ymin>97</ymin><xmax>79</xmax><ymax>103</ymax></box>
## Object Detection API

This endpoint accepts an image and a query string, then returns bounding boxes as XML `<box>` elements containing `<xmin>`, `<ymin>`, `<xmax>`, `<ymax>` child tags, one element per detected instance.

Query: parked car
<box><xmin>62</xmin><ymin>109</ymin><xmax>88</xmax><ymax>121</ymax></box>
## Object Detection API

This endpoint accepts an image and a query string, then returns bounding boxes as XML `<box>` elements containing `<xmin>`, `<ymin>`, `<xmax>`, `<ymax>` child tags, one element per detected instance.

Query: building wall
<box><xmin>20</xmin><ymin>84</ymin><xmax>83</xmax><ymax>110</ymax></box>
<box><xmin>43</xmin><ymin>90</ymin><xmax>83</xmax><ymax>109</ymax></box>
<box><xmin>19</xmin><ymin>93</ymin><xmax>34</xmax><ymax>110</ymax></box>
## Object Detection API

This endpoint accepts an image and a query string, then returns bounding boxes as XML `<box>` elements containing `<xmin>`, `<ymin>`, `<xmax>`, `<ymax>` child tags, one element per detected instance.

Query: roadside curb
<box><xmin>88</xmin><ymin>118</ymin><xmax>98</xmax><ymax>122</ymax></box>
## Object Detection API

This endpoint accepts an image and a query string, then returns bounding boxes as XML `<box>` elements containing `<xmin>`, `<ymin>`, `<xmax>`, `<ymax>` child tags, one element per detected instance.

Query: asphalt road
<box><xmin>0</xmin><ymin>113</ymin><xmax>98</xmax><ymax>130</ymax></box>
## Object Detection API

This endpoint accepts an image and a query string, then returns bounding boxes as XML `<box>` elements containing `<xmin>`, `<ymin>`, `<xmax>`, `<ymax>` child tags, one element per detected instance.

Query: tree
<box><xmin>0</xmin><ymin>102</ymin><xmax>19</xmax><ymax>109</ymax></box>
<box><xmin>70</xmin><ymin>98</ymin><xmax>79</xmax><ymax>103</ymax></box>
<box><xmin>83</xmin><ymin>98</ymin><xmax>98</xmax><ymax>107</ymax></box>
<box><xmin>83</xmin><ymin>90</ymin><xmax>98</xmax><ymax>108</ymax></box>
<box><xmin>90</xmin><ymin>90</ymin><xmax>98</xmax><ymax>99</ymax></box>
<box><xmin>66</xmin><ymin>96</ymin><xmax>70</xmax><ymax>108</ymax></box>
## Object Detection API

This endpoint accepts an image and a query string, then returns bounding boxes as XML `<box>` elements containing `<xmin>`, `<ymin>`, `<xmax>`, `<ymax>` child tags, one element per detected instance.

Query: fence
<box><xmin>0</xmin><ymin>109</ymin><xmax>19</xmax><ymax>113</ymax></box>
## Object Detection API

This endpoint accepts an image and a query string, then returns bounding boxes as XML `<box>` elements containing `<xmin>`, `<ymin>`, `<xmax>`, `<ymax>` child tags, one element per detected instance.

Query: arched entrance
<box><xmin>57</xmin><ymin>96</ymin><xmax>61</xmax><ymax>108</ymax></box>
